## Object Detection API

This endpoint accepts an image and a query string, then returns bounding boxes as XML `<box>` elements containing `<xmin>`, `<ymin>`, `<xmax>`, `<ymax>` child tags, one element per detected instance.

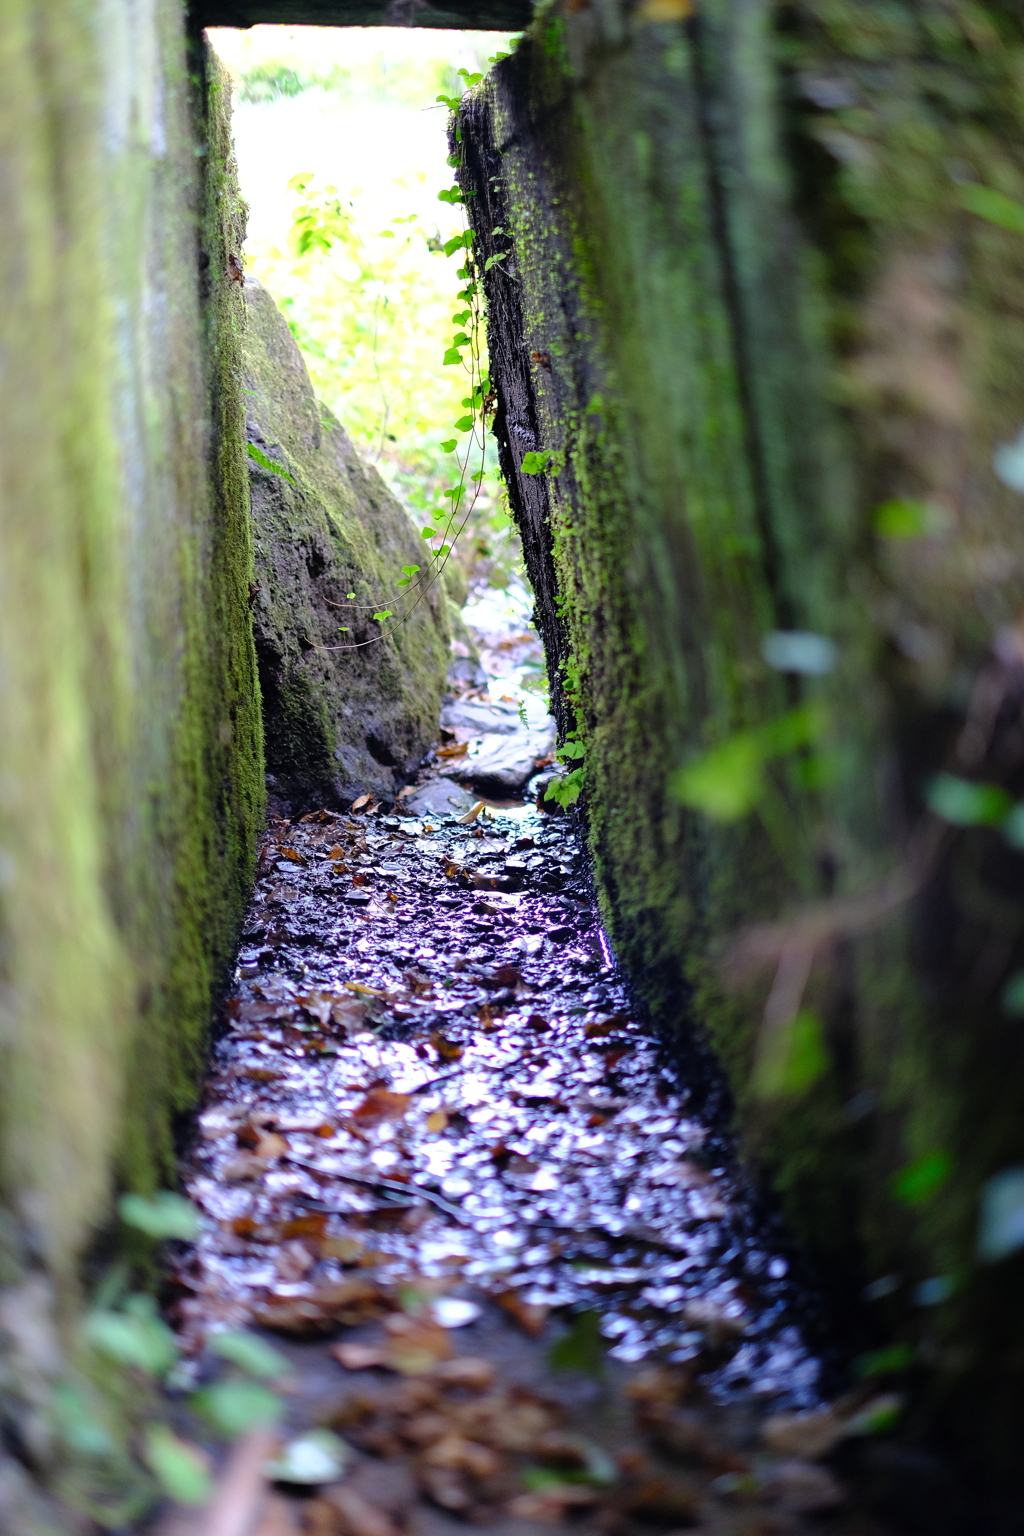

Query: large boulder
<box><xmin>242</xmin><ymin>280</ymin><xmax>450</xmax><ymax>810</ymax></box>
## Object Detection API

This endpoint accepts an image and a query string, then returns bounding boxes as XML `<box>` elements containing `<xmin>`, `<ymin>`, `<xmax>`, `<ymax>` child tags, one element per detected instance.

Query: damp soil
<box><xmin>164</xmin><ymin>786</ymin><xmax>903</xmax><ymax>1536</ymax></box>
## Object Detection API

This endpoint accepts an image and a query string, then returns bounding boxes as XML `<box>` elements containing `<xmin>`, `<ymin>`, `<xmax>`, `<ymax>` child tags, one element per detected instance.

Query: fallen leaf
<box><xmin>281</xmin><ymin>1214</ymin><xmax>328</xmax><ymax>1240</ymax></box>
<box><xmin>332</xmin><ymin>1341</ymin><xmax>388</xmax><ymax>1371</ymax></box>
<box><xmin>350</xmin><ymin>795</ymin><xmax>372</xmax><ymax>812</ymax></box>
<box><xmin>762</xmin><ymin>1406</ymin><xmax>844</xmax><ymax>1460</ymax></box>
<box><xmin>431</xmin><ymin>1356</ymin><xmax>495</xmax><ymax>1390</ymax></box>
<box><xmin>422</xmin><ymin>1434</ymin><xmax>500</xmax><ymax>1477</ymax></box>
<box><xmin>321</xmin><ymin>1484</ymin><xmax>401</xmax><ymax>1536</ymax></box>
<box><xmin>429</xmin><ymin>1034</ymin><xmax>463</xmax><ymax>1063</ymax></box>
<box><xmin>352</xmin><ymin>1089</ymin><xmax>413</xmax><ymax>1125</ymax></box>
<box><xmin>456</xmin><ymin>802</ymin><xmax>486</xmax><ymax>825</ymax></box>
<box><xmin>425</xmin><ymin>1110</ymin><xmax>448</xmax><ymax>1133</ymax></box>
<box><xmin>256</xmin><ymin>1279</ymin><xmax>387</xmax><ymax>1334</ymax></box>
<box><xmin>495</xmin><ymin>1290</ymin><xmax>549</xmax><ymax>1338</ymax></box>
<box><xmin>383</xmin><ymin>1313</ymin><xmax>452</xmax><ymax>1374</ymax></box>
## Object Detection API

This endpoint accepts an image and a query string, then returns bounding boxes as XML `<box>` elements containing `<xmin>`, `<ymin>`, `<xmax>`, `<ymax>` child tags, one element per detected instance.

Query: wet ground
<box><xmin>164</xmin><ymin>785</ymin><xmax>899</xmax><ymax>1536</ymax></box>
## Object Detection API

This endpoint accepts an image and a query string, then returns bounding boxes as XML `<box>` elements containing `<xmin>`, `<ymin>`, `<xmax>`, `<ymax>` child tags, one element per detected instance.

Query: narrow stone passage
<box><xmin>163</xmin><ymin>753</ymin><xmax>897</xmax><ymax>1534</ymax></box>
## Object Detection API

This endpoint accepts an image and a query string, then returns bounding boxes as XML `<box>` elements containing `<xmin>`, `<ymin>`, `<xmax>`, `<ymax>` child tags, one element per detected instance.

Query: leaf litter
<box><xmin>162</xmin><ymin>799</ymin><xmax>892</xmax><ymax>1535</ymax></box>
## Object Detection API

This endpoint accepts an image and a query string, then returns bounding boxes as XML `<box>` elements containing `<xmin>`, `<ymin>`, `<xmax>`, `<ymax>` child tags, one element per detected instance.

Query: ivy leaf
<box><xmin>669</xmin><ymin>734</ymin><xmax>763</xmax><ymax>821</ymax></box>
<box><xmin>959</xmin><ymin>183</ymin><xmax>1024</xmax><ymax>234</ymax></box>
<box><xmin>207</xmin><ymin>1330</ymin><xmax>290</xmax><ymax>1380</ymax></box>
<box><xmin>119</xmin><ymin>1191</ymin><xmax>201</xmax><ymax>1240</ymax></box>
<box><xmin>438</xmin><ymin>188</ymin><xmax>464</xmax><ymax>205</ymax></box>
<box><xmin>485</xmin><ymin>252</ymin><xmax>508</xmax><ymax>272</ymax></box>
<box><xmin>926</xmin><ymin>774</ymin><xmax>1012</xmax><ymax>826</ymax></box>
<box><xmin>752</xmin><ymin>1009</ymin><xmax>830</xmax><ymax>1100</ymax></box>
<box><xmin>454</xmin><ymin>415</ymin><xmax>474</xmax><ymax>431</ymax></box>
<box><xmin>891</xmin><ymin>1150</ymin><xmax>952</xmax><ymax>1205</ymax></box>
<box><xmin>84</xmin><ymin>1297</ymin><xmax>179</xmax><ymax>1378</ymax></box>
<box><xmin>401</xmin><ymin>564</ymin><xmax>421</xmax><ymax>575</ymax></box>
<box><xmin>521</xmin><ymin>450</ymin><xmax>550</xmax><ymax>475</ymax></box>
<box><xmin>442</xmin><ymin>347</ymin><xmax>464</xmax><ymax>366</ymax></box>
<box><xmin>373</xmin><ymin>610</ymin><xmax>394</xmax><ymax>622</ymax></box>
<box><xmin>397</xmin><ymin>578</ymin><xmax>412</xmax><ymax>587</ymax></box>
<box><xmin>191</xmin><ymin>1381</ymin><xmax>282</xmax><ymax>1437</ymax></box>
<box><xmin>421</xmin><ymin>527</ymin><xmax>437</xmax><ymax>538</ymax></box>
<box><xmin>436</xmin><ymin>544</ymin><xmax>452</xmax><ymax>557</ymax></box>
<box><xmin>143</xmin><ymin>1425</ymin><xmax>212</xmax><ymax>1506</ymax></box>
<box><xmin>440</xmin><ymin>439</ymin><xmax>458</xmax><ymax>452</ymax></box>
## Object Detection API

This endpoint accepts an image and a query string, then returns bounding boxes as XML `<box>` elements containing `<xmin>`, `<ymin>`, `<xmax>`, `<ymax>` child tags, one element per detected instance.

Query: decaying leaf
<box><xmin>495</xmin><ymin>1290</ymin><xmax>549</xmax><ymax>1338</ymax></box>
<box><xmin>351</xmin><ymin>1089</ymin><xmax>413</xmax><ymax>1125</ymax></box>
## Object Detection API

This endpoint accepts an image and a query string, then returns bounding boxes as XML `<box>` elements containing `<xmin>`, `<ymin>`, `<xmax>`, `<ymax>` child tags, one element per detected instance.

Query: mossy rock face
<box><xmin>460</xmin><ymin>0</ymin><xmax>1024</xmax><ymax>1488</ymax></box>
<box><xmin>242</xmin><ymin>282</ymin><xmax>450</xmax><ymax>811</ymax></box>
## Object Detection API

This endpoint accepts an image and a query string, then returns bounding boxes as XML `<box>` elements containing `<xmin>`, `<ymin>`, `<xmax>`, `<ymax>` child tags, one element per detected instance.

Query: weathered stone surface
<box><xmin>439</xmin><ymin>721</ymin><xmax>556</xmax><ymax>794</ymax></box>
<box><xmin>0</xmin><ymin>23</ymin><xmax>262</xmax><ymax>1520</ymax></box>
<box><xmin>459</xmin><ymin>0</ymin><xmax>1024</xmax><ymax>1491</ymax></box>
<box><xmin>243</xmin><ymin>281</ymin><xmax>450</xmax><ymax>811</ymax></box>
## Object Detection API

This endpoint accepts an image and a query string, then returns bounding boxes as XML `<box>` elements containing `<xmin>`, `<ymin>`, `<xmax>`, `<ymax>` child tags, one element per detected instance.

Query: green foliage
<box><xmin>192</xmin><ymin>1380</ymin><xmax>283</xmax><ymax>1437</ymax></box>
<box><xmin>84</xmin><ymin>1295</ymin><xmax>179</xmax><ymax>1379</ymax></box>
<box><xmin>959</xmin><ymin>183</ymin><xmax>1024</xmax><ymax>235</ymax></box>
<box><xmin>118</xmin><ymin>1190</ymin><xmax>201</xmax><ymax>1240</ymax></box>
<box><xmin>521</xmin><ymin>450</ymin><xmax>552</xmax><ymax>475</ymax></box>
<box><xmin>546</xmin><ymin>767</ymin><xmax>585</xmax><ymax>807</ymax></box>
<box><xmin>548</xmin><ymin>1311</ymin><xmax>604</xmax><ymax>1377</ymax></box>
<box><xmin>207</xmin><ymin>1330</ymin><xmax>290</xmax><ymax>1380</ymax></box>
<box><xmin>143</xmin><ymin>1425</ymin><xmax>212</xmax><ymax>1506</ymax></box>
<box><xmin>246</xmin><ymin>443</ymin><xmax>294</xmax><ymax>483</ymax></box>
<box><xmin>669</xmin><ymin>704</ymin><xmax>824</xmax><ymax>823</ymax></box>
<box><xmin>752</xmin><ymin>1009</ymin><xmax>830</xmax><ymax>1100</ymax></box>
<box><xmin>926</xmin><ymin>774</ymin><xmax>1013</xmax><ymax>827</ymax></box>
<box><xmin>855</xmin><ymin>1343</ymin><xmax>916</xmax><ymax>1377</ymax></box>
<box><xmin>874</xmin><ymin>498</ymin><xmax>932</xmax><ymax>538</ymax></box>
<box><xmin>891</xmin><ymin>1150</ymin><xmax>952</xmax><ymax>1205</ymax></box>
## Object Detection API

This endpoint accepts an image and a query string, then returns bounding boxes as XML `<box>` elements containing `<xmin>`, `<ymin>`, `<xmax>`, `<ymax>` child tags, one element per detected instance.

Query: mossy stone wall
<box><xmin>0</xmin><ymin>0</ymin><xmax>262</xmax><ymax>1295</ymax></box>
<box><xmin>243</xmin><ymin>282</ymin><xmax>451</xmax><ymax>812</ymax></box>
<box><xmin>460</xmin><ymin>0</ymin><xmax>1024</xmax><ymax>1486</ymax></box>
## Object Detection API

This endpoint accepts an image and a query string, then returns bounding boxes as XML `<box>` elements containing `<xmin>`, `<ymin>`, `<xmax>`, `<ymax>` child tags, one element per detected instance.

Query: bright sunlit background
<box><xmin>208</xmin><ymin>25</ymin><xmax>523</xmax><ymax>594</ymax></box>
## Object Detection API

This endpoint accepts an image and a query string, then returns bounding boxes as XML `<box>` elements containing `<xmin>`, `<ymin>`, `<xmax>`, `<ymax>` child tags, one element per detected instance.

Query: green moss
<box><xmin>0</xmin><ymin>10</ymin><xmax>262</xmax><ymax>1287</ymax></box>
<box><xmin>467</xmin><ymin>0</ymin><xmax>1024</xmax><ymax>1475</ymax></box>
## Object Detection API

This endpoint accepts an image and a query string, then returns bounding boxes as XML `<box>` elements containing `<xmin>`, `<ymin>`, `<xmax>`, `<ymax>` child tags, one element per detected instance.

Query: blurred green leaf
<box><xmin>548</xmin><ymin>1311</ymin><xmax>604</xmax><ymax>1377</ymax></box>
<box><xmin>208</xmin><ymin>1330</ymin><xmax>290</xmax><ymax>1381</ymax></box>
<box><xmin>119</xmin><ymin>1191</ymin><xmax>201</xmax><ymax>1241</ymax></box>
<box><xmin>959</xmin><ymin>183</ymin><xmax>1024</xmax><ymax>234</ymax></box>
<box><xmin>855</xmin><ymin>1343</ymin><xmax>916</xmax><ymax>1377</ymax></box>
<box><xmin>191</xmin><ymin>1380</ymin><xmax>282</xmax><ymax>1437</ymax></box>
<box><xmin>891</xmin><ymin>1150</ymin><xmax>952</xmax><ymax>1205</ymax></box>
<box><xmin>669</xmin><ymin>733</ymin><xmax>763</xmax><ymax>821</ymax></box>
<box><xmin>753</xmin><ymin>1009</ymin><xmax>829</xmax><ymax>1100</ymax></box>
<box><xmin>874</xmin><ymin>498</ymin><xmax>932</xmax><ymax>538</ymax></box>
<box><xmin>84</xmin><ymin>1298</ymin><xmax>178</xmax><ymax>1378</ymax></box>
<box><xmin>926</xmin><ymin>775</ymin><xmax>1012</xmax><ymax>827</ymax></box>
<box><xmin>143</xmin><ymin>1425</ymin><xmax>212</xmax><ymax>1506</ymax></box>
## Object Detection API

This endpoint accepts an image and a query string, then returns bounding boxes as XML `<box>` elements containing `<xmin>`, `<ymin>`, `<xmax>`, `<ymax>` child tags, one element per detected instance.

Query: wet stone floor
<box><xmin>167</xmin><ymin>800</ymin><xmax>892</xmax><ymax>1536</ymax></box>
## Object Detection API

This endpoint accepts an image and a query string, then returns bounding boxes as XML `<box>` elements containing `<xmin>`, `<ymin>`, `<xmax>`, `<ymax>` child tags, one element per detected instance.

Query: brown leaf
<box><xmin>279</xmin><ymin>847</ymin><xmax>307</xmax><ymax>864</ymax></box>
<box><xmin>761</xmin><ymin>1406</ymin><xmax>844</xmax><ymax>1460</ymax></box>
<box><xmin>350</xmin><ymin>795</ymin><xmax>372</xmax><ymax>812</ymax></box>
<box><xmin>352</xmin><ymin>1088</ymin><xmax>413</xmax><ymax>1125</ymax></box>
<box><xmin>431</xmin><ymin>1356</ymin><xmax>495</xmax><ymax>1391</ymax></box>
<box><xmin>429</xmin><ymin>1034</ymin><xmax>463</xmax><ymax>1063</ymax></box>
<box><xmin>256</xmin><ymin>1279</ymin><xmax>387</xmax><ymax>1334</ymax></box>
<box><xmin>332</xmin><ymin>1342</ymin><xmax>388</xmax><ymax>1371</ymax></box>
<box><xmin>495</xmin><ymin>1290</ymin><xmax>550</xmax><ymax>1338</ymax></box>
<box><xmin>281</xmin><ymin>1214</ymin><xmax>327</xmax><ymax>1240</ymax></box>
<box><xmin>422</xmin><ymin>1435</ymin><xmax>501</xmax><ymax>1477</ymax></box>
<box><xmin>425</xmin><ymin>1109</ymin><xmax>448</xmax><ymax>1134</ymax></box>
<box><xmin>383</xmin><ymin>1314</ymin><xmax>452</xmax><ymax>1375</ymax></box>
<box><xmin>320</xmin><ymin>1484</ymin><xmax>401</xmax><ymax>1536</ymax></box>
